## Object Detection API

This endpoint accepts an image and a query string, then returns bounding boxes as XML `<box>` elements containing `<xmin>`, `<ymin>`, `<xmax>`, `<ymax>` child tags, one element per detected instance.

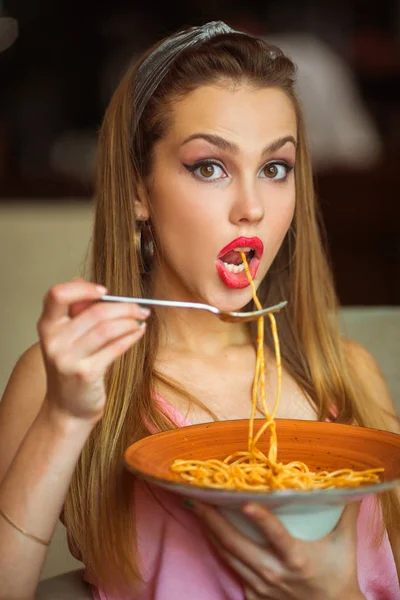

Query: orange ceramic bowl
<box><xmin>124</xmin><ymin>419</ymin><xmax>400</xmax><ymax>541</ymax></box>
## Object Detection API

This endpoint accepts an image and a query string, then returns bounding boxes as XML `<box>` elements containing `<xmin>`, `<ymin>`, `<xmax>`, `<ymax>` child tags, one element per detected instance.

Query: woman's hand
<box><xmin>191</xmin><ymin>500</ymin><xmax>365</xmax><ymax>600</ymax></box>
<box><xmin>37</xmin><ymin>278</ymin><xmax>149</xmax><ymax>424</ymax></box>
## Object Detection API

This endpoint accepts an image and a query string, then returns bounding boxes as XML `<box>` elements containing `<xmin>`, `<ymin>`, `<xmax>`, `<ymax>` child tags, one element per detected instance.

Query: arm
<box><xmin>0</xmin><ymin>391</ymin><xmax>94</xmax><ymax>599</ymax></box>
<box><xmin>0</xmin><ymin>280</ymin><xmax>149</xmax><ymax>599</ymax></box>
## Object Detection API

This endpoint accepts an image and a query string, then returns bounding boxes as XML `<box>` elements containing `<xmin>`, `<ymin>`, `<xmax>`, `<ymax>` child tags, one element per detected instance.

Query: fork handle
<box><xmin>100</xmin><ymin>295</ymin><xmax>218</xmax><ymax>313</ymax></box>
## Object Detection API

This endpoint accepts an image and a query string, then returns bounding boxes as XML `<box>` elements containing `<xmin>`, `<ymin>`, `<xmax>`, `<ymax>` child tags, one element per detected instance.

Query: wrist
<box><xmin>38</xmin><ymin>398</ymin><xmax>98</xmax><ymax>439</ymax></box>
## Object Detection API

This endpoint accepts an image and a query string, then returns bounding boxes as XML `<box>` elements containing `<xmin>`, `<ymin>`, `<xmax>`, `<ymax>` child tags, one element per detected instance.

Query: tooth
<box><xmin>234</xmin><ymin>246</ymin><xmax>252</xmax><ymax>252</ymax></box>
<box><xmin>222</xmin><ymin>261</ymin><xmax>247</xmax><ymax>274</ymax></box>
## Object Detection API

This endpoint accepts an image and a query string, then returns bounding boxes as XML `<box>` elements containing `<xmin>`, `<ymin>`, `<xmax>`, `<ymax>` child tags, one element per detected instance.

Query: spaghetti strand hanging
<box><xmin>170</xmin><ymin>253</ymin><xmax>383</xmax><ymax>491</ymax></box>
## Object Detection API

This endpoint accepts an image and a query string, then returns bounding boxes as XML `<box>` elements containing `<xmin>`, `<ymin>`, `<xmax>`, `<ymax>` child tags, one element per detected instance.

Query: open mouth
<box><xmin>220</xmin><ymin>247</ymin><xmax>255</xmax><ymax>273</ymax></box>
<box><xmin>216</xmin><ymin>237</ymin><xmax>263</xmax><ymax>289</ymax></box>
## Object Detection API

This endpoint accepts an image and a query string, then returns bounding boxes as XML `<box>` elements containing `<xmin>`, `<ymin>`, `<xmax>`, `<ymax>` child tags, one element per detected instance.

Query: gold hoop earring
<box><xmin>135</xmin><ymin>220</ymin><xmax>154</xmax><ymax>273</ymax></box>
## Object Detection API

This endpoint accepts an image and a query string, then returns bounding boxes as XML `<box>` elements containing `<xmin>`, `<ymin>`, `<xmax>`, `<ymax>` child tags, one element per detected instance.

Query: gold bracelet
<box><xmin>0</xmin><ymin>508</ymin><xmax>51</xmax><ymax>546</ymax></box>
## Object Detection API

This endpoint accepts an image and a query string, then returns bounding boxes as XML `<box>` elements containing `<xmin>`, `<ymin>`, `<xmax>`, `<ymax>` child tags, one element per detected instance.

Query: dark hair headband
<box><xmin>133</xmin><ymin>21</ymin><xmax>235</xmax><ymax>126</ymax></box>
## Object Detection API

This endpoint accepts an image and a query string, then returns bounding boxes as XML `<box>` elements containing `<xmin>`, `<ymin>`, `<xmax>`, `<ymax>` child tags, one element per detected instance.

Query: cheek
<box><xmin>151</xmin><ymin>174</ymin><xmax>222</xmax><ymax>233</ymax></box>
<box><xmin>265</xmin><ymin>189</ymin><xmax>295</xmax><ymax>248</ymax></box>
<box><xmin>150</xmin><ymin>179</ymin><xmax>221</xmax><ymax>255</ymax></box>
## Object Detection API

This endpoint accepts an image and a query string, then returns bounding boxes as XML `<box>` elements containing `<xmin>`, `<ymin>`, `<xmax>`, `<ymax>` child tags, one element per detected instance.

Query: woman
<box><xmin>0</xmin><ymin>21</ymin><xmax>399</xmax><ymax>600</ymax></box>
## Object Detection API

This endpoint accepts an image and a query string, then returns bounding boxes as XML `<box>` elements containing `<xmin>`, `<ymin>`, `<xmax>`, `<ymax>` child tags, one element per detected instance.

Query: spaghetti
<box><xmin>170</xmin><ymin>253</ymin><xmax>383</xmax><ymax>491</ymax></box>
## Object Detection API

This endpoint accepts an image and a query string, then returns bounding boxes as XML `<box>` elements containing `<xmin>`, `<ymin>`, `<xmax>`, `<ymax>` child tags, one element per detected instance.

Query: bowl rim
<box><xmin>124</xmin><ymin>418</ymin><xmax>400</xmax><ymax>502</ymax></box>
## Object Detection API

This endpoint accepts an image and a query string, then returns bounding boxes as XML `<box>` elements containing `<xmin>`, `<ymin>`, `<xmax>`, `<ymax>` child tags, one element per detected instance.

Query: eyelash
<box><xmin>183</xmin><ymin>159</ymin><xmax>294</xmax><ymax>183</ymax></box>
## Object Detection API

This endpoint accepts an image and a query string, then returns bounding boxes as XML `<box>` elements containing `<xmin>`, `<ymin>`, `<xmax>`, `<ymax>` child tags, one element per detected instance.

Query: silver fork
<box><xmin>100</xmin><ymin>295</ymin><xmax>287</xmax><ymax>323</ymax></box>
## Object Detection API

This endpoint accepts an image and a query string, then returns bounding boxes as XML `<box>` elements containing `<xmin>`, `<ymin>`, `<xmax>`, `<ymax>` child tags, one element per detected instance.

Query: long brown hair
<box><xmin>63</xmin><ymin>28</ymin><xmax>400</xmax><ymax>592</ymax></box>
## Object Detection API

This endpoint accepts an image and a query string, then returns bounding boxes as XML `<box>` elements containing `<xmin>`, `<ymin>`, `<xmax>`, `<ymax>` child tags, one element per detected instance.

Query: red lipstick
<box><xmin>216</xmin><ymin>236</ymin><xmax>264</xmax><ymax>289</ymax></box>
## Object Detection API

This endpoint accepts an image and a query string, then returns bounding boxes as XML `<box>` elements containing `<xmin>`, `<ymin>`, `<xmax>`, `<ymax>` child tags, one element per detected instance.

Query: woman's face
<box><xmin>148</xmin><ymin>83</ymin><xmax>297</xmax><ymax>311</ymax></box>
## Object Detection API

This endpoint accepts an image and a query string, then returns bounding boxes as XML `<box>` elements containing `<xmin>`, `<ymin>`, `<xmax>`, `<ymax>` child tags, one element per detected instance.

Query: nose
<box><xmin>228</xmin><ymin>179</ymin><xmax>265</xmax><ymax>225</ymax></box>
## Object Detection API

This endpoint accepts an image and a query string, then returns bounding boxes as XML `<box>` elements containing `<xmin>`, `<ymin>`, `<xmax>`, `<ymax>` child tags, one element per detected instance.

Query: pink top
<box><xmin>86</xmin><ymin>395</ymin><xmax>399</xmax><ymax>600</ymax></box>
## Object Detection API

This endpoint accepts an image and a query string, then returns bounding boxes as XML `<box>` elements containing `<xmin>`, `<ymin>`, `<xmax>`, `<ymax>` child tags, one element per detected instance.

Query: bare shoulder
<box><xmin>343</xmin><ymin>337</ymin><xmax>385</xmax><ymax>377</ymax></box>
<box><xmin>0</xmin><ymin>342</ymin><xmax>47</xmax><ymax>482</ymax></box>
<box><xmin>342</xmin><ymin>338</ymin><xmax>400</xmax><ymax>433</ymax></box>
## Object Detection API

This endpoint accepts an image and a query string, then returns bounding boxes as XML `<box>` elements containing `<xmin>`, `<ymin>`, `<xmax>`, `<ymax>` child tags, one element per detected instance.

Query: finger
<box><xmin>81</xmin><ymin>323</ymin><xmax>146</xmax><ymax>373</ymax></box>
<box><xmin>73</xmin><ymin>317</ymin><xmax>146</xmax><ymax>359</ymax></box>
<box><xmin>207</xmin><ymin>533</ymin><xmax>273</xmax><ymax>598</ymax></box>
<box><xmin>56</xmin><ymin>301</ymin><xmax>150</xmax><ymax>348</ymax></box>
<box><xmin>244</xmin><ymin>587</ymin><xmax>269</xmax><ymax>600</ymax></box>
<box><xmin>242</xmin><ymin>503</ymin><xmax>295</xmax><ymax>563</ymax></box>
<box><xmin>193</xmin><ymin>503</ymin><xmax>281</xmax><ymax>574</ymax></box>
<box><xmin>69</xmin><ymin>298</ymin><xmax>149</xmax><ymax>320</ymax></box>
<box><xmin>40</xmin><ymin>281</ymin><xmax>107</xmax><ymax>324</ymax></box>
<box><xmin>69</xmin><ymin>300</ymin><xmax>97</xmax><ymax>319</ymax></box>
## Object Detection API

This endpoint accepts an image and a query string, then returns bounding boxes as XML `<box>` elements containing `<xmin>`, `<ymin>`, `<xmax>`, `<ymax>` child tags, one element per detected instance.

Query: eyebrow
<box><xmin>181</xmin><ymin>133</ymin><xmax>297</xmax><ymax>157</ymax></box>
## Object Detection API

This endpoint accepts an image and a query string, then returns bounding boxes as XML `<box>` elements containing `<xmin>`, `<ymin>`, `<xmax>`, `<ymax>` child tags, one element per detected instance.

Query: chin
<box><xmin>203</xmin><ymin>285</ymin><xmax>254</xmax><ymax>313</ymax></box>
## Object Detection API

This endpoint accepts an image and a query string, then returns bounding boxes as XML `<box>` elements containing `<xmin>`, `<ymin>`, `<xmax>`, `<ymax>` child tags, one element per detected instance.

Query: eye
<box><xmin>183</xmin><ymin>160</ymin><xmax>227</xmax><ymax>182</ymax></box>
<box><xmin>260</xmin><ymin>161</ymin><xmax>292</xmax><ymax>181</ymax></box>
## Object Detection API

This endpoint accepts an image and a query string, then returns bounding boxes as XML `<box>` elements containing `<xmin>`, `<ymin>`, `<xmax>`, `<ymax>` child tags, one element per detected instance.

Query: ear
<box><xmin>134</xmin><ymin>181</ymin><xmax>150</xmax><ymax>222</ymax></box>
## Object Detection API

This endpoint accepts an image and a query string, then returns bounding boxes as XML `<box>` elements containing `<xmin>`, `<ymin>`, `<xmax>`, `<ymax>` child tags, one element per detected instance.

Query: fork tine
<box><xmin>220</xmin><ymin>300</ymin><xmax>288</xmax><ymax>323</ymax></box>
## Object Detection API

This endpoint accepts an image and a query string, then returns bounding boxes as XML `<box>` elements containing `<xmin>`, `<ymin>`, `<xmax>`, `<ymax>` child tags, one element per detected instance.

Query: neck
<box><xmin>156</xmin><ymin>305</ymin><xmax>251</xmax><ymax>355</ymax></box>
<box><xmin>151</xmin><ymin>267</ymin><xmax>251</xmax><ymax>356</ymax></box>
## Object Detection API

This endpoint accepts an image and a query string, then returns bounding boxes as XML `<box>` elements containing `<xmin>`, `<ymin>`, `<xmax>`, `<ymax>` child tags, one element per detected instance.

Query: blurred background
<box><xmin>0</xmin><ymin>1</ymin><xmax>399</xmax><ymax>583</ymax></box>
<box><xmin>1</xmin><ymin>0</ymin><xmax>400</xmax><ymax>303</ymax></box>
<box><xmin>0</xmin><ymin>1</ymin><xmax>399</xmax><ymax>371</ymax></box>
<box><xmin>1</xmin><ymin>0</ymin><xmax>400</xmax><ymax>376</ymax></box>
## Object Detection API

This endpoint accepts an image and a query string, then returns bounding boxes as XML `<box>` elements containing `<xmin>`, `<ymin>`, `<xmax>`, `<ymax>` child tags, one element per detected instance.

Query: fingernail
<box><xmin>139</xmin><ymin>307</ymin><xmax>151</xmax><ymax>317</ymax></box>
<box><xmin>183</xmin><ymin>498</ymin><xmax>195</xmax><ymax>509</ymax></box>
<box><xmin>242</xmin><ymin>503</ymin><xmax>258</xmax><ymax>516</ymax></box>
<box><xmin>96</xmin><ymin>285</ymin><xmax>107</xmax><ymax>294</ymax></box>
